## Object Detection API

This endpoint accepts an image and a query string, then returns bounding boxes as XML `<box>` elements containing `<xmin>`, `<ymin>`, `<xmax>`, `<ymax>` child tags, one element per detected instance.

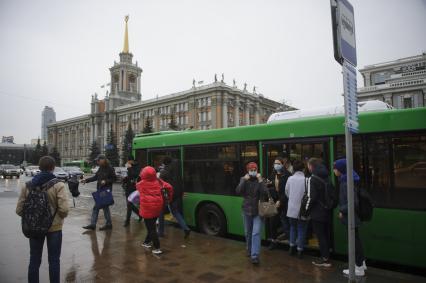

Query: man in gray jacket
<box><xmin>235</xmin><ymin>162</ymin><xmax>266</xmax><ymax>265</ymax></box>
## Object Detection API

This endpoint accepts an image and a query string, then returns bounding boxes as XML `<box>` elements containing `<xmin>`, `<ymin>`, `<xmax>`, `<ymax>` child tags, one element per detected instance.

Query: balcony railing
<box><xmin>358</xmin><ymin>78</ymin><xmax>426</xmax><ymax>93</ymax></box>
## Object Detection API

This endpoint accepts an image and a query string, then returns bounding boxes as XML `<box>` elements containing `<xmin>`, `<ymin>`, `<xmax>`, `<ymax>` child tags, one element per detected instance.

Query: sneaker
<box><xmin>277</xmin><ymin>233</ymin><xmax>287</xmax><ymax>241</ymax></box>
<box><xmin>82</xmin><ymin>225</ymin><xmax>96</xmax><ymax>230</ymax></box>
<box><xmin>99</xmin><ymin>225</ymin><xmax>112</xmax><ymax>231</ymax></box>
<box><xmin>251</xmin><ymin>257</ymin><xmax>260</xmax><ymax>265</ymax></box>
<box><xmin>362</xmin><ymin>260</ymin><xmax>367</xmax><ymax>270</ymax></box>
<box><xmin>312</xmin><ymin>258</ymin><xmax>332</xmax><ymax>267</ymax></box>
<box><xmin>343</xmin><ymin>265</ymin><xmax>365</xmax><ymax>276</ymax></box>
<box><xmin>152</xmin><ymin>249</ymin><xmax>163</xmax><ymax>255</ymax></box>
<box><xmin>141</xmin><ymin>242</ymin><xmax>152</xmax><ymax>249</ymax></box>
<box><xmin>184</xmin><ymin>229</ymin><xmax>191</xmax><ymax>239</ymax></box>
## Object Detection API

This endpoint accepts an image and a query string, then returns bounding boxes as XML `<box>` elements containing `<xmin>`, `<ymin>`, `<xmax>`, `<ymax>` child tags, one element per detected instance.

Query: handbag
<box><xmin>127</xmin><ymin>190</ymin><xmax>140</xmax><ymax>208</ymax></box>
<box><xmin>258</xmin><ymin>189</ymin><xmax>278</xmax><ymax>218</ymax></box>
<box><xmin>92</xmin><ymin>187</ymin><xmax>114</xmax><ymax>209</ymax></box>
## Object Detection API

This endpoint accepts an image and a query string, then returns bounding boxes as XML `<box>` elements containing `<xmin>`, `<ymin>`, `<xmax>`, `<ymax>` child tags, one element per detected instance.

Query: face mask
<box><xmin>248</xmin><ymin>170</ymin><xmax>257</xmax><ymax>177</ymax></box>
<box><xmin>274</xmin><ymin>164</ymin><xmax>283</xmax><ymax>171</ymax></box>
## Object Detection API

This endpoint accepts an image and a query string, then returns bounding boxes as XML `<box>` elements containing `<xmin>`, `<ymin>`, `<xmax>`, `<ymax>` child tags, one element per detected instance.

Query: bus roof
<box><xmin>133</xmin><ymin>107</ymin><xmax>426</xmax><ymax>149</ymax></box>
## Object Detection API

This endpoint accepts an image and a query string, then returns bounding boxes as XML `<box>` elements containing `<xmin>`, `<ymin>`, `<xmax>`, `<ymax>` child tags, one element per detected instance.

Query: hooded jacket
<box><xmin>136</xmin><ymin>166</ymin><xmax>173</xmax><ymax>219</ymax></box>
<box><xmin>16</xmin><ymin>171</ymin><xmax>69</xmax><ymax>232</ymax></box>
<box><xmin>307</xmin><ymin>164</ymin><xmax>332</xmax><ymax>223</ymax></box>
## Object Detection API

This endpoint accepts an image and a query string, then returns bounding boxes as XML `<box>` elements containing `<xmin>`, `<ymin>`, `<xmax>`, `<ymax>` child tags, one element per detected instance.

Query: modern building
<box><xmin>41</xmin><ymin>106</ymin><xmax>56</xmax><ymax>140</ymax></box>
<box><xmin>358</xmin><ymin>53</ymin><xmax>426</xmax><ymax>108</ymax></box>
<box><xmin>47</xmin><ymin>17</ymin><xmax>291</xmax><ymax>165</ymax></box>
<box><xmin>0</xmin><ymin>143</ymin><xmax>34</xmax><ymax>165</ymax></box>
<box><xmin>1</xmin><ymin>136</ymin><xmax>14</xmax><ymax>144</ymax></box>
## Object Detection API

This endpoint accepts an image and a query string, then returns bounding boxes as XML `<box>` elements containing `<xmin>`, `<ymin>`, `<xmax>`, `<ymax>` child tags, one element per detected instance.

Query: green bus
<box><xmin>132</xmin><ymin>107</ymin><xmax>426</xmax><ymax>268</ymax></box>
<box><xmin>63</xmin><ymin>160</ymin><xmax>91</xmax><ymax>173</ymax></box>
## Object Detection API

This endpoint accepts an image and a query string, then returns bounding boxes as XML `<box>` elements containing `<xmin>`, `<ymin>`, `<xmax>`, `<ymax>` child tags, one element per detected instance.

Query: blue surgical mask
<box><xmin>248</xmin><ymin>170</ymin><xmax>257</xmax><ymax>177</ymax></box>
<box><xmin>274</xmin><ymin>164</ymin><xmax>283</xmax><ymax>171</ymax></box>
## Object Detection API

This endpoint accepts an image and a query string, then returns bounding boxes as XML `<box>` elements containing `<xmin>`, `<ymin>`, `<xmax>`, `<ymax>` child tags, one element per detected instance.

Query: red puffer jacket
<box><xmin>136</xmin><ymin>166</ymin><xmax>173</xmax><ymax>219</ymax></box>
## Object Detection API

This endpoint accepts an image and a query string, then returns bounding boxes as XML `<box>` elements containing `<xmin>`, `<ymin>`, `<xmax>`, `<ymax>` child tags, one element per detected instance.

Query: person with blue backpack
<box><xmin>334</xmin><ymin>158</ymin><xmax>366</xmax><ymax>277</ymax></box>
<box><xmin>16</xmin><ymin>156</ymin><xmax>69</xmax><ymax>283</ymax></box>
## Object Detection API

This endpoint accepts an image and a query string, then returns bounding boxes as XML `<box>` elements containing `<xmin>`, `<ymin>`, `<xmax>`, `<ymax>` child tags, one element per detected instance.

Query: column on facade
<box><xmin>244</xmin><ymin>100</ymin><xmax>250</xmax><ymax>126</ymax></box>
<box><xmin>222</xmin><ymin>94</ymin><xmax>228</xmax><ymax>128</ymax></box>
<box><xmin>364</xmin><ymin>72</ymin><xmax>371</xmax><ymax>87</ymax></box>
<box><xmin>211</xmin><ymin>95</ymin><xmax>217</xmax><ymax>129</ymax></box>
<box><xmin>255</xmin><ymin>101</ymin><xmax>260</xmax><ymax>124</ymax></box>
<box><xmin>234</xmin><ymin>96</ymin><xmax>240</xmax><ymax>127</ymax></box>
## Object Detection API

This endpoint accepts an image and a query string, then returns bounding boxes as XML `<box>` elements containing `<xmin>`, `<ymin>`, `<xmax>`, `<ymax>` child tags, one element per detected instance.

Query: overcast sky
<box><xmin>1</xmin><ymin>0</ymin><xmax>425</xmax><ymax>144</ymax></box>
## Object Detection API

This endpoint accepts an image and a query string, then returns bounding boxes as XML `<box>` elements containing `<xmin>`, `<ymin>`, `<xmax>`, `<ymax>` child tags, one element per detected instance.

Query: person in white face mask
<box><xmin>236</xmin><ymin>162</ymin><xmax>266</xmax><ymax>265</ymax></box>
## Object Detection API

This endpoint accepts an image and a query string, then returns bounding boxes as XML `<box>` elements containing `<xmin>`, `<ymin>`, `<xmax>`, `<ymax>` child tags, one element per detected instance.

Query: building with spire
<box><xmin>47</xmin><ymin>16</ymin><xmax>291</xmax><ymax>165</ymax></box>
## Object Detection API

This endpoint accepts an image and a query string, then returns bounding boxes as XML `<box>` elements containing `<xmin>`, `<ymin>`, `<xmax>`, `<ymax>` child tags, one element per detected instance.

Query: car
<box><xmin>114</xmin><ymin>167</ymin><xmax>127</xmax><ymax>182</ymax></box>
<box><xmin>1</xmin><ymin>164</ymin><xmax>21</xmax><ymax>179</ymax></box>
<box><xmin>25</xmin><ymin>166</ymin><xmax>40</xmax><ymax>176</ymax></box>
<box><xmin>62</xmin><ymin>166</ymin><xmax>84</xmax><ymax>179</ymax></box>
<box><xmin>91</xmin><ymin>166</ymin><xmax>99</xmax><ymax>174</ymax></box>
<box><xmin>53</xmin><ymin>167</ymin><xmax>68</xmax><ymax>181</ymax></box>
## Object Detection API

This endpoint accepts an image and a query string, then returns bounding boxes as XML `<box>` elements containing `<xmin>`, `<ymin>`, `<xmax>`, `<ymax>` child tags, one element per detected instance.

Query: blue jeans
<box><xmin>91</xmin><ymin>205</ymin><xmax>112</xmax><ymax>226</ymax></box>
<box><xmin>242</xmin><ymin>213</ymin><xmax>262</xmax><ymax>259</ymax></box>
<box><xmin>158</xmin><ymin>200</ymin><xmax>189</xmax><ymax>235</ymax></box>
<box><xmin>28</xmin><ymin>231</ymin><xmax>62</xmax><ymax>283</ymax></box>
<box><xmin>289</xmin><ymin>218</ymin><xmax>308</xmax><ymax>251</ymax></box>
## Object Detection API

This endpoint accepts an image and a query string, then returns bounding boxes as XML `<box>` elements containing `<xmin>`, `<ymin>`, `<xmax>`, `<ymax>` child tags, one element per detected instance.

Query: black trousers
<box><xmin>312</xmin><ymin>220</ymin><xmax>331</xmax><ymax>260</ymax></box>
<box><xmin>266</xmin><ymin>214</ymin><xmax>281</xmax><ymax>240</ymax></box>
<box><xmin>144</xmin><ymin>217</ymin><xmax>160</xmax><ymax>249</ymax></box>
<box><xmin>354</xmin><ymin>228</ymin><xmax>365</xmax><ymax>266</ymax></box>
<box><xmin>125</xmin><ymin>202</ymin><xmax>141</xmax><ymax>222</ymax></box>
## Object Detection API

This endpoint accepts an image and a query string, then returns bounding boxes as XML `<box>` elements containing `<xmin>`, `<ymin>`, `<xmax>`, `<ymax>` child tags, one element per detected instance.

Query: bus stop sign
<box><xmin>330</xmin><ymin>0</ymin><xmax>357</xmax><ymax>67</ymax></box>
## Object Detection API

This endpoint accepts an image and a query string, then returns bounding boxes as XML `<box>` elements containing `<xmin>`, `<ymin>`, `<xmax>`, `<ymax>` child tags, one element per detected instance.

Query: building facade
<box><xmin>41</xmin><ymin>106</ymin><xmax>56</xmax><ymax>140</ymax></box>
<box><xmin>1</xmin><ymin>136</ymin><xmax>14</xmax><ymax>144</ymax></box>
<box><xmin>47</xmin><ymin>17</ymin><xmax>290</xmax><ymax>165</ymax></box>
<box><xmin>358</xmin><ymin>53</ymin><xmax>426</xmax><ymax>108</ymax></box>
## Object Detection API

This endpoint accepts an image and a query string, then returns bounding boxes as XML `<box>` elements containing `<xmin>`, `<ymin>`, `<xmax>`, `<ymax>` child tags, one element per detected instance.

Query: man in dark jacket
<box><xmin>158</xmin><ymin>156</ymin><xmax>191</xmax><ymax>238</ymax></box>
<box><xmin>236</xmin><ymin>162</ymin><xmax>266</xmax><ymax>265</ymax></box>
<box><xmin>307</xmin><ymin>158</ymin><xmax>333</xmax><ymax>267</ymax></box>
<box><xmin>123</xmin><ymin>158</ymin><xmax>142</xmax><ymax>227</ymax></box>
<box><xmin>82</xmin><ymin>154</ymin><xmax>116</xmax><ymax>231</ymax></box>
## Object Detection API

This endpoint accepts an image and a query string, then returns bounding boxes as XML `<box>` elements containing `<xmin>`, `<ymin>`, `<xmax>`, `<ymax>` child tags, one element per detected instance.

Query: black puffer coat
<box><xmin>86</xmin><ymin>163</ymin><xmax>116</xmax><ymax>190</ymax></box>
<box><xmin>307</xmin><ymin>164</ymin><xmax>331</xmax><ymax>223</ymax></box>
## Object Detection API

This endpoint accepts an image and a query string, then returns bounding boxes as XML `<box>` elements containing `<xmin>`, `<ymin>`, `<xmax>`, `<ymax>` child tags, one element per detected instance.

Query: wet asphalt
<box><xmin>0</xmin><ymin>175</ymin><xmax>424</xmax><ymax>283</ymax></box>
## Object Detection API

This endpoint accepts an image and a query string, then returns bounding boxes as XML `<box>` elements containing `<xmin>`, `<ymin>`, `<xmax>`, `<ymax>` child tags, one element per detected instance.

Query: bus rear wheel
<box><xmin>197</xmin><ymin>203</ymin><xmax>227</xmax><ymax>237</ymax></box>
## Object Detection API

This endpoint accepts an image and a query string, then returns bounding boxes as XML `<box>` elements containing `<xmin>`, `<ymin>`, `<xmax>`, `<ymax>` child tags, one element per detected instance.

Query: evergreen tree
<box><xmin>142</xmin><ymin>119</ymin><xmax>153</xmax><ymax>133</ymax></box>
<box><xmin>32</xmin><ymin>138</ymin><xmax>42</xmax><ymax>164</ymax></box>
<box><xmin>49</xmin><ymin>147</ymin><xmax>61</xmax><ymax>166</ymax></box>
<box><xmin>168</xmin><ymin>114</ymin><xmax>179</xmax><ymax>130</ymax></box>
<box><xmin>41</xmin><ymin>141</ymin><xmax>49</xmax><ymax>157</ymax></box>
<box><xmin>105</xmin><ymin>126</ymin><xmax>120</xmax><ymax>167</ymax></box>
<box><xmin>88</xmin><ymin>141</ymin><xmax>101</xmax><ymax>166</ymax></box>
<box><xmin>121</xmin><ymin>123</ymin><xmax>135</xmax><ymax>165</ymax></box>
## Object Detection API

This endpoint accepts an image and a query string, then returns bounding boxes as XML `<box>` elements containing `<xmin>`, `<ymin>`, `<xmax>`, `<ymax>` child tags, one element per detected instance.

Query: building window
<box><xmin>403</xmin><ymin>97</ymin><xmax>413</xmax><ymax>109</ymax></box>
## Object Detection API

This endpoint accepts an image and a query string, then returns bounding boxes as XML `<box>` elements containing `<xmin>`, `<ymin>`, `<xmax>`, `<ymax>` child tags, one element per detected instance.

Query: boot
<box><xmin>99</xmin><ymin>224</ymin><xmax>112</xmax><ymax>231</ymax></box>
<box><xmin>83</xmin><ymin>224</ymin><xmax>96</xmax><ymax>230</ymax></box>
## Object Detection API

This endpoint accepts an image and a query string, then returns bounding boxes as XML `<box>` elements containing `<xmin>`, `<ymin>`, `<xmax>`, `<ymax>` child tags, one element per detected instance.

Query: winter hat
<box><xmin>334</xmin><ymin>158</ymin><xmax>347</xmax><ymax>174</ymax></box>
<box><xmin>246</xmin><ymin>162</ymin><xmax>258</xmax><ymax>171</ymax></box>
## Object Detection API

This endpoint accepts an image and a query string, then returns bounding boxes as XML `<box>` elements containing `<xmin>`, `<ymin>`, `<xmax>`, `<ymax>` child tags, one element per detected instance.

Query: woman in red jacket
<box><xmin>136</xmin><ymin>166</ymin><xmax>173</xmax><ymax>255</ymax></box>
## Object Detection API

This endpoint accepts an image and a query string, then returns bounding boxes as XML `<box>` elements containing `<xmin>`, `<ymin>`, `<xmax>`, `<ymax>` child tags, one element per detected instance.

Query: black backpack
<box><xmin>357</xmin><ymin>186</ymin><xmax>374</xmax><ymax>222</ymax></box>
<box><xmin>312</xmin><ymin>175</ymin><xmax>338</xmax><ymax>210</ymax></box>
<box><xmin>21</xmin><ymin>178</ymin><xmax>60</xmax><ymax>238</ymax></box>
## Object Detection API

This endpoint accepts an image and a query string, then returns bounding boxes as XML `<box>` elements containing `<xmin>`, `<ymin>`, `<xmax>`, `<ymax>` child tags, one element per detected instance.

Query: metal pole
<box><xmin>343</xmin><ymin>61</ymin><xmax>356</xmax><ymax>281</ymax></box>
